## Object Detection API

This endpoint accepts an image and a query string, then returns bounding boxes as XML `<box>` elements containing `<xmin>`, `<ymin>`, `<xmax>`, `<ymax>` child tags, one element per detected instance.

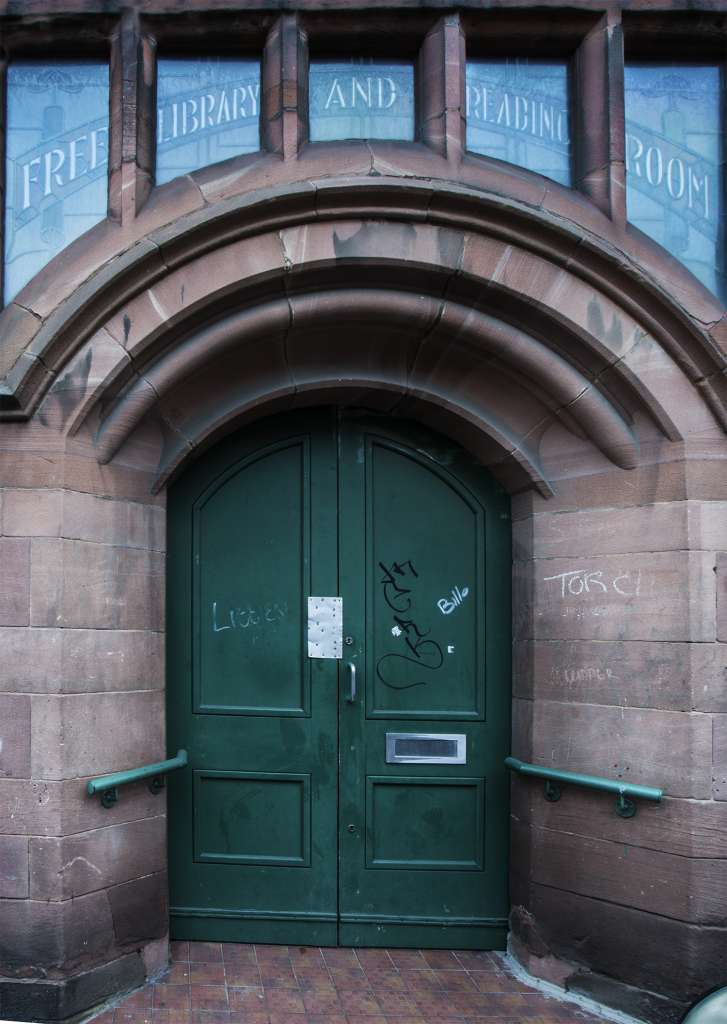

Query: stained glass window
<box><xmin>4</xmin><ymin>61</ymin><xmax>109</xmax><ymax>303</ymax></box>
<box><xmin>625</xmin><ymin>64</ymin><xmax>725</xmax><ymax>302</ymax></box>
<box><xmin>156</xmin><ymin>58</ymin><xmax>261</xmax><ymax>186</ymax></box>
<box><xmin>466</xmin><ymin>60</ymin><xmax>571</xmax><ymax>186</ymax></box>
<box><xmin>309</xmin><ymin>60</ymin><xmax>414</xmax><ymax>142</ymax></box>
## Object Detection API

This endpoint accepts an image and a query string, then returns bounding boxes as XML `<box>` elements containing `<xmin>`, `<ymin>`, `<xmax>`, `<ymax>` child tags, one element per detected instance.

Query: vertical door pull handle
<box><xmin>347</xmin><ymin>662</ymin><xmax>357</xmax><ymax>703</ymax></box>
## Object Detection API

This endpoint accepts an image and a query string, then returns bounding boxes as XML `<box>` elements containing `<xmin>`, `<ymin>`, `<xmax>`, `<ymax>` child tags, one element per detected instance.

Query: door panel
<box><xmin>167</xmin><ymin>409</ymin><xmax>510</xmax><ymax>948</ymax></box>
<box><xmin>194</xmin><ymin>440</ymin><xmax>311</xmax><ymax>717</ymax></box>
<box><xmin>338</xmin><ymin>415</ymin><xmax>510</xmax><ymax>950</ymax></box>
<box><xmin>366</xmin><ymin>437</ymin><xmax>485</xmax><ymax>719</ymax></box>
<box><xmin>167</xmin><ymin>412</ymin><xmax>339</xmax><ymax>945</ymax></box>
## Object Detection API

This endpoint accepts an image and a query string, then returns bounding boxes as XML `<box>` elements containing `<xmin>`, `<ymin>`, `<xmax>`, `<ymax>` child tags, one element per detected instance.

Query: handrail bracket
<box><xmin>87</xmin><ymin>750</ymin><xmax>188</xmax><ymax>808</ymax></box>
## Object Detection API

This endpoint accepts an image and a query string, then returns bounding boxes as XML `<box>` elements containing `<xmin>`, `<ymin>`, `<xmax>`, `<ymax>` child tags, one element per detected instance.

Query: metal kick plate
<box><xmin>386</xmin><ymin>733</ymin><xmax>467</xmax><ymax>764</ymax></box>
<box><xmin>307</xmin><ymin>596</ymin><xmax>343</xmax><ymax>659</ymax></box>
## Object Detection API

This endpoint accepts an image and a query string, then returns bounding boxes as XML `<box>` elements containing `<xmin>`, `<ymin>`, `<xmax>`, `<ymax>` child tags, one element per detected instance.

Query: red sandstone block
<box><xmin>61</xmin><ymin>491</ymin><xmax>164</xmax><ymax>550</ymax></box>
<box><xmin>0</xmin><ymin>835</ymin><xmax>29</xmax><ymax>897</ymax></box>
<box><xmin>2</xmin><ymin>489</ymin><xmax>63</xmax><ymax>537</ymax></box>
<box><xmin>514</xmin><ymin>821</ymin><xmax>724</xmax><ymax>925</ymax></box>
<box><xmin>713</xmin><ymin>714</ymin><xmax>727</xmax><ymax>801</ymax></box>
<box><xmin>514</xmin><ymin>696</ymin><xmax>712</xmax><ymax>798</ymax></box>
<box><xmin>529</xmin><ymin>550</ymin><xmax>715</xmax><ymax>643</ymax></box>
<box><xmin>29</xmin><ymin>816</ymin><xmax>166</xmax><ymax>900</ymax></box>
<box><xmin>513</xmin><ymin>638</ymin><xmax>727</xmax><ymax>713</ymax></box>
<box><xmin>0</xmin><ymin>694</ymin><xmax>31</xmax><ymax>779</ymax></box>
<box><xmin>30</xmin><ymin>538</ymin><xmax>164</xmax><ymax>630</ymax></box>
<box><xmin>31</xmin><ymin>691</ymin><xmax>165</xmax><ymax>781</ymax></box>
<box><xmin>0</xmin><ymin>538</ymin><xmax>30</xmax><ymax>626</ymax></box>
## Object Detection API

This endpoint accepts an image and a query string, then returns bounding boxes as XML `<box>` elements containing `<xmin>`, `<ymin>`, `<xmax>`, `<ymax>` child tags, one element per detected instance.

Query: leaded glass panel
<box><xmin>466</xmin><ymin>59</ymin><xmax>571</xmax><ymax>186</ymax></box>
<box><xmin>156</xmin><ymin>58</ymin><xmax>260</xmax><ymax>186</ymax></box>
<box><xmin>309</xmin><ymin>60</ymin><xmax>414</xmax><ymax>142</ymax></box>
<box><xmin>625</xmin><ymin>64</ymin><xmax>725</xmax><ymax>302</ymax></box>
<box><xmin>4</xmin><ymin>61</ymin><xmax>109</xmax><ymax>303</ymax></box>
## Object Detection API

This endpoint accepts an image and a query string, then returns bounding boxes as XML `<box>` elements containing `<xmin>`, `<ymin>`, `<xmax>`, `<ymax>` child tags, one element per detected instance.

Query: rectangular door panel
<box><xmin>366</xmin><ymin>438</ymin><xmax>485</xmax><ymax>720</ymax></box>
<box><xmin>194</xmin><ymin>770</ymin><xmax>311</xmax><ymax>867</ymax></box>
<box><xmin>194</xmin><ymin>440</ymin><xmax>311</xmax><ymax>717</ymax></box>
<box><xmin>366</xmin><ymin>775</ymin><xmax>484</xmax><ymax>870</ymax></box>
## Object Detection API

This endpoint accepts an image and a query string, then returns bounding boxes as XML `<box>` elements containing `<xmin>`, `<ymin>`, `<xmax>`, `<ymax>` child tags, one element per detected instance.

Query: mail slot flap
<box><xmin>386</xmin><ymin>733</ymin><xmax>466</xmax><ymax>764</ymax></box>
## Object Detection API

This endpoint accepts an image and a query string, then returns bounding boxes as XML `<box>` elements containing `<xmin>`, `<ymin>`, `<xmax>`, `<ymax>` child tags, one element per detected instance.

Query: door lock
<box><xmin>347</xmin><ymin>823</ymin><xmax>357</xmax><ymax>834</ymax></box>
<box><xmin>344</xmin><ymin>636</ymin><xmax>354</xmax><ymax>646</ymax></box>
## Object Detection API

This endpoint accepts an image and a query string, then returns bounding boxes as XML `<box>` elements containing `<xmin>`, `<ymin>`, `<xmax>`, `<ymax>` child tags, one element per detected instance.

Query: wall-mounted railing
<box><xmin>505</xmin><ymin>756</ymin><xmax>662</xmax><ymax>819</ymax></box>
<box><xmin>87</xmin><ymin>750</ymin><xmax>188</xmax><ymax>808</ymax></box>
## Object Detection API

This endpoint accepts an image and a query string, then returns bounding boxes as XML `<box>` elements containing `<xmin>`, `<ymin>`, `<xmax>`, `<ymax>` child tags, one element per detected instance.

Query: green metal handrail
<box><xmin>87</xmin><ymin>750</ymin><xmax>188</xmax><ymax>809</ymax></box>
<box><xmin>505</xmin><ymin>756</ymin><xmax>662</xmax><ymax>819</ymax></box>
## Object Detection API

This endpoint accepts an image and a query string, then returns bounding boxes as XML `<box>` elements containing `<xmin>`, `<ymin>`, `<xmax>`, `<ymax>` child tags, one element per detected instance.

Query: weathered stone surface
<box><xmin>0</xmin><ymin>780</ymin><xmax>62</xmax><ymax>836</ymax></box>
<box><xmin>512</xmin><ymin>785</ymin><xmax>727</xmax><ymax>860</ymax></box>
<box><xmin>714</xmin><ymin>714</ymin><xmax>727</xmax><ymax>801</ymax></box>
<box><xmin>0</xmin><ymin>952</ymin><xmax>145</xmax><ymax>1023</ymax></box>
<box><xmin>511</xmin><ymin>458</ymin><xmax>689</xmax><ymax>520</ymax></box>
<box><xmin>31</xmin><ymin>691</ymin><xmax>165</xmax><ymax>781</ymax></box>
<box><xmin>61</xmin><ymin>491</ymin><xmax>165</xmax><ymax>550</ymax></box>
<box><xmin>0</xmin><ymin>627</ymin><xmax>163</xmax><ymax>694</ymax></box>
<box><xmin>514</xmin><ymin>882</ymin><xmax>727</xmax><ymax>1005</ymax></box>
<box><xmin>0</xmin><ymin>836</ymin><xmax>28</xmax><ymax>897</ymax></box>
<box><xmin>0</xmin><ymin>694</ymin><xmax>31</xmax><ymax>779</ymax></box>
<box><xmin>515</xmin><ymin>500</ymin><xmax>727</xmax><ymax>561</ymax></box>
<box><xmin>30</xmin><ymin>538</ymin><xmax>164</xmax><ymax>629</ymax></box>
<box><xmin>512</xmin><ymin>697</ymin><xmax>713</xmax><ymax>798</ymax></box>
<box><xmin>61</xmin><ymin>778</ymin><xmax>166</xmax><ymax>838</ymax></box>
<box><xmin>0</xmin><ymin>776</ymin><xmax>164</xmax><ymax>837</ymax></box>
<box><xmin>0</xmin><ymin>899</ymin><xmax>63</xmax><ymax>971</ymax></box>
<box><xmin>30</xmin><ymin>816</ymin><xmax>166</xmax><ymax>900</ymax></box>
<box><xmin>2</xmin><ymin>489</ymin><xmax>63</xmax><ymax>537</ymax></box>
<box><xmin>63</xmin><ymin>889</ymin><xmax>116</xmax><ymax>966</ymax></box>
<box><xmin>568</xmin><ymin>971</ymin><xmax>687</xmax><ymax>1024</ymax></box>
<box><xmin>513</xmin><ymin>821</ymin><xmax>725</xmax><ymax>924</ymax></box>
<box><xmin>520</xmin><ymin>551</ymin><xmax>715</xmax><ymax>642</ymax></box>
<box><xmin>716</xmin><ymin>552</ymin><xmax>727</xmax><ymax>643</ymax></box>
<box><xmin>0</xmin><ymin>538</ymin><xmax>30</xmax><ymax>626</ymax></box>
<box><xmin>107</xmin><ymin>871</ymin><xmax>168</xmax><ymax>945</ymax></box>
<box><xmin>513</xmin><ymin>638</ymin><xmax>727</xmax><ymax>712</ymax></box>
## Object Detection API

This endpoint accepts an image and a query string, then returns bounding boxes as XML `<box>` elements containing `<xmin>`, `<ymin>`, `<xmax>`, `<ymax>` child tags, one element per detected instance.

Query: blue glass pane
<box><xmin>156</xmin><ymin>58</ymin><xmax>260</xmax><ymax>186</ymax></box>
<box><xmin>309</xmin><ymin>60</ymin><xmax>414</xmax><ymax>142</ymax></box>
<box><xmin>4</xmin><ymin>61</ymin><xmax>109</xmax><ymax>303</ymax></box>
<box><xmin>466</xmin><ymin>60</ymin><xmax>571</xmax><ymax>186</ymax></box>
<box><xmin>625</xmin><ymin>64</ymin><xmax>725</xmax><ymax>302</ymax></box>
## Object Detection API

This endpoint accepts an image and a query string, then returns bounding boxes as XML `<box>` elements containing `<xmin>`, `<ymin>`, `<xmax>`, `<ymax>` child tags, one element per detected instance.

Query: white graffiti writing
<box><xmin>437</xmin><ymin>585</ymin><xmax>470</xmax><ymax>615</ymax></box>
<box><xmin>542</xmin><ymin>569</ymin><xmax>642</xmax><ymax>599</ymax></box>
<box><xmin>212</xmin><ymin>600</ymin><xmax>288</xmax><ymax>633</ymax></box>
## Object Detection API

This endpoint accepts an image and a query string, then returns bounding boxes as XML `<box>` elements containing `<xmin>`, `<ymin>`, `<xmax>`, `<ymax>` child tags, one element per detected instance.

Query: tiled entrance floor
<box><xmin>91</xmin><ymin>943</ymin><xmax>611</xmax><ymax>1024</ymax></box>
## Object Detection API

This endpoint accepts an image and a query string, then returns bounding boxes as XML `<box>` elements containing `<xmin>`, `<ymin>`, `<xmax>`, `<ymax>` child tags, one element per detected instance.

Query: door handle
<box><xmin>346</xmin><ymin>662</ymin><xmax>357</xmax><ymax>703</ymax></box>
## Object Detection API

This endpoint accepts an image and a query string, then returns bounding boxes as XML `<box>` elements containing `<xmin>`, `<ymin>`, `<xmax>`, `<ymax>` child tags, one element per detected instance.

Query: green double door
<box><xmin>167</xmin><ymin>409</ymin><xmax>510</xmax><ymax>949</ymax></box>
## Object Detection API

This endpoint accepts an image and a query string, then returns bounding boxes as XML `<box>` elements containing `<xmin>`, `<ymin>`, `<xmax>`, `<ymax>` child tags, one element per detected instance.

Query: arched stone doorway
<box><xmin>1</xmin><ymin>175</ymin><xmax>725</xmax><ymax>1024</ymax></box>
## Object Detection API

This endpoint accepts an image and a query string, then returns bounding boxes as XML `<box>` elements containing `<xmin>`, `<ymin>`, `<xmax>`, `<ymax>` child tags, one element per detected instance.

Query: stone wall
<box><xmin>511</xmin><ymin>460</ymin><xmax>727</xmax><ymax>1023</ymax></box>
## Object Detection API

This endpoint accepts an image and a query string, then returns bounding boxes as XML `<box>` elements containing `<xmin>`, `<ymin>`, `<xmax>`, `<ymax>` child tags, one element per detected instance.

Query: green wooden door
<box><xmin>167</xmin><ymin>410</ymin><xmax>510</xmax><ymax>948</ymax></box>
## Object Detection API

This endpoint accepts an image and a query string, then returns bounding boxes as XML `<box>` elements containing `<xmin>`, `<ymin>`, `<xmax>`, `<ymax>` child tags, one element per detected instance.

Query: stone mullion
<box><xmin>262</xmin><ymin>14</ymin><xmax>307</xmax><ymax>160</ymax></box>
<box><xmin>109</xmin><ymin>10</ymin><xmax>155</xmax><ymax>225</ymax></box>
<box><xmin>419</xmin><ymin>14</ymin><xmax>465</xmax><ymax>164</ymax></box>
<box><xmin>575</xmin><ymin>10</ymin><xmax>626</xmax><ymax>225</ymax></box>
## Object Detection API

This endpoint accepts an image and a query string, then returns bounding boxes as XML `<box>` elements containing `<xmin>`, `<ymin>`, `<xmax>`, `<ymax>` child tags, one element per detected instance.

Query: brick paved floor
<box><xmin>90</xmin><ymin>943</ymin><xmax>612</xmax><ymax>1024</ymax></box>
